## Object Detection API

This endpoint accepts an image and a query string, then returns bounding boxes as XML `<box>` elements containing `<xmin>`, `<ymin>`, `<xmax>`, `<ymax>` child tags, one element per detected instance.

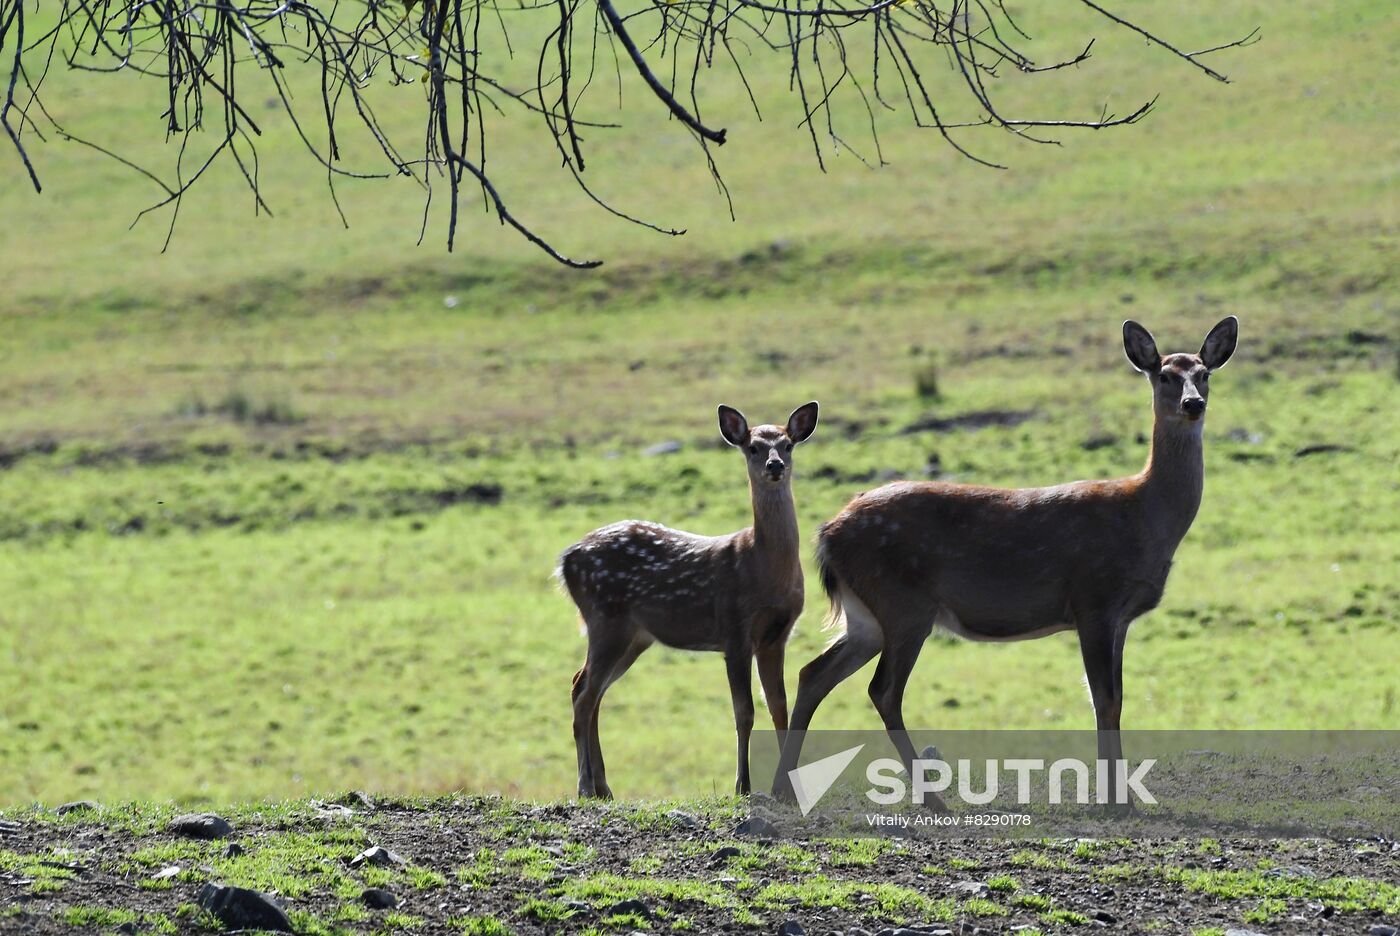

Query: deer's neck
<box><xmin>1139</xmin><ymin>418</ymin><xmax>1205</xmax><ymax>547</ymax></box>
<box><xmin>750</xmin><ymin>481</ymin><xmax>800</xmax><ymax>572</ymax></box>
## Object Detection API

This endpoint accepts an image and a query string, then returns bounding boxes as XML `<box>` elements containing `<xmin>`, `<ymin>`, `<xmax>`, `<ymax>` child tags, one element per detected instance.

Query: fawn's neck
<box><xmin>750</xmin><ymin>481</ymin><xmax>800</xmax><ymax>570</ymax></box>
<box><xmin>1139</xmin><ymin>417</ymin><xmax>1205</xmax><ymax>547</ymax></box>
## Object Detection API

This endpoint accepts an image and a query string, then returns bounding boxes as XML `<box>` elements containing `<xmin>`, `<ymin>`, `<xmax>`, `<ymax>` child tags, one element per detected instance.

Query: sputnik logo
<box><xmin>787</xmin><ymin>744</ymin><xmax>866</xmax><ymax>816</ymax></box>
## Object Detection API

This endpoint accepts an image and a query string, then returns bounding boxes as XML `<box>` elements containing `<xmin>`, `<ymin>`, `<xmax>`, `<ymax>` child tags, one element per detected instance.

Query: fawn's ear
<box><xmin>717</xmin><ymin>405</ymin><xmax>750</xmax><ymax>447</ymax></box>
<box><xmin>786</xmin><ymin>401</ymin><xmax>819</xmax><ymax>444</ymax></box>
<box><xmin>1122</xmin><ymin>320</ymin><xmax>1160</xmax><ymax>373</ymax></box>
<box><xmin>1200</xmin><ymin>316</ymin><xmax>1238</xmax><ymax>371</ymax></box>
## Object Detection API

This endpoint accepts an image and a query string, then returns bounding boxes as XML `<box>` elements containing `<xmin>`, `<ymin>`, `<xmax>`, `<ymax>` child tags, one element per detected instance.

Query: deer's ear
<box><xmin>717</xmin><ymin>405</ymin><xmax>750</xmax><ymax>447</ymax></box>
<box><xmin>1122</xmin><ymin>320</ymin><xmax>1160</xmax><ymax>373</ymax></box>
<box><xmin>786</xmin><ymin>401</ymin><xmax>819</xmax><ymax>444</ymax></box>
<box><xmin>1200</xmin><ymin>315</ymin><xmax>1238</xmax><ymax>371</ymax></box>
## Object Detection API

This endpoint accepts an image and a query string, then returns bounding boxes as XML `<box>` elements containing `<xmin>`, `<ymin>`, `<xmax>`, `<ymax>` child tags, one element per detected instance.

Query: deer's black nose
<box><xmin>1182</xmin><ymin>398</ymin><xmax>1206</xmax><ymax>416</ymax></box>
<box><xmin>766</xmin><ymin>461</ymin><xmax>785</xmax><ymax>476</ymax></box>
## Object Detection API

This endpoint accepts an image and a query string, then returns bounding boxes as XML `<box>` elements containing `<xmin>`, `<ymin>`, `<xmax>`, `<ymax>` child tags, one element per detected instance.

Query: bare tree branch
<box><xmin>0</xmin><ymin>0</ymin><xmax>1255</xmax><ymax>267</ymax></box>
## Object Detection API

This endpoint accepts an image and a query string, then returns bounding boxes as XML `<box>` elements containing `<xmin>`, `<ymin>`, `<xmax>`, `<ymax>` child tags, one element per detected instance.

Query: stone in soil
<box><xmin>948</xmin><ymin>880</ymin><xmax>988</xmax><ymax>896</ymax></box>
<box><xmin>1368</xmin><ymin>927</ymin><xmax>1398</xmax><ymax>936</ymax></box>
<box><xmin>667</xmin><ymin>810</ymin><xmax>701</xmax><ymax>830</ymax></box>
<box><xmin>777</xmin><ymin>921</ymin><xmax>806</xmax><ymax>936</ymax></box>
<box><xmin>350</xmin><ymin>845</ymin><xmax>407</xmax><ymax>868</ymax></box>
<box><xmin>168</xmin><ymin>813</ymin><xmax>233</xmax><ymax>840</ymax></box>
<box><xmin>607</xmin><ymin>898</ymin><xmax>652</xmax><ymax>920</ymax></box>
<box><xmin>198</xmin><ymin>882</ymin><xmax>293</xmax><ymax>932</ymax></box>
<box><xmin>361</xmin><ymin>888</ymin><xmax>398</xmax><ymax>910</ymax></box>
<box><xmin>223</xmin><ymin>842</ymin><xmax>245</xmax><ymax>858</ymax></box>
<box><xmin>1090</xmin><ymin>909</ymin><xmax>1116</xmax><ymax>924</ymax></box>
<box><xmin>734</xmin><ymin>816</ymin><xmax>778</xmax><ymax>838</ymax></box>
<box><xmin>55</xmin><ymin>800</ymin><xmax>101</xmax><ymax>815</ymax></box>
<box><xmin>710</xmin><ymin>845</ymin><xmax>742</xmax><ymax>865</ymax></box>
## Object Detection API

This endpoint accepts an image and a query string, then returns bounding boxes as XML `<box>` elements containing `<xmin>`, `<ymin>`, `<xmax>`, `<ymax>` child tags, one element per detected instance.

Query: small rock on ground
<box><xmin>667</xmin><ymin>810</ymin><xmax>701</xmax><ymax>830</ymax></box>
<box><xmin>56</xmin><ymin>801</ymin><xmax>101</xmax><ymax>815</ymax></box>
<box><xmin>778</xmin><ymin>921</ymin><xmax>806</xmax><ymax>936</ymax></box>
<box><xmin>168</xmin><ymin>813</ymin><xmax>232</xmax><ymax>840</ymax></box>
<box><xmin>948</xmin><ymin>880</ymin><xmax>988</xmax><ymax>896</ymax></box>
<box><xmin>361</xmin><ymin>888</ymin><xmax>398</xmax><ymax>910</ymax></box>
<box><xmin>1368</xmin><ymin>926</ymin><xmax>1398</xmax><ymax>936</ymax></box>
<box><xmin>606</xmin><ymin>898</ymin><xmax>652</xmax><ymax>920</ymax></box>
<box><xmin>350</xmin><ymin>845</ymin><xmax>406</xmax><ymax>868</ymax></box>
<box><xmin>198</xmin><ymin>883</ymin><xmax>292</xmax><ymax>932</ymax></box>
<box><xmin>710</xmin><ymin>845</ymin><xmax>742</xmax><ymax>865</ymax></box>
<box><xmin>734</xmin><ymin>816</ymin><xmax>778</xmax><ymax>838</ymax></box>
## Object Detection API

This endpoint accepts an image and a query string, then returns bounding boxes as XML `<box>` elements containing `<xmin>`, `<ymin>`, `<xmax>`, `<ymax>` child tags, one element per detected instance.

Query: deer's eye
<box><xmin>748</xmin><ymin>445</ymin><xmax>759</xmax><ymax>455</ymax></box>
<box><xmin>1158</xmin><ymin>372</ymin><xmax>1170</xmax><ymax>384</ymax></box>
<box><xmin>784</xmin><ymin>443</ymin><xmax>793</xmax><ymax>453</ymax></box>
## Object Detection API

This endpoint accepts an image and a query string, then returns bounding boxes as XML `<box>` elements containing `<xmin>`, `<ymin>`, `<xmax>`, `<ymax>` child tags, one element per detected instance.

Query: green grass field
<box><xmin>1</xmin><ymin>0</ymin><xmax>1397</xmax><ymax>807</ymax></box>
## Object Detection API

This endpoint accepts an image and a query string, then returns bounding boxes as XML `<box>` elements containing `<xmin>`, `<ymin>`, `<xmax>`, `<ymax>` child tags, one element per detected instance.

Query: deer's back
<box><xmin>559</xmin><ymin>520</ymin><xmax>739</xmax><ymax>648</ymax></box>
<box><xmin>819</xmin><ymin>479</ymin><xmax>1168</xmax><ymax>635</ymax></box>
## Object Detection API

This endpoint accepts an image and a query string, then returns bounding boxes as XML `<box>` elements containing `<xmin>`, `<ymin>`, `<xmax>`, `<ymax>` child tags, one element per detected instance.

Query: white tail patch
<box><xmin>824</xmin><ymin>584</ymin><xmax>884</xmax><ymax>653</ymax></box>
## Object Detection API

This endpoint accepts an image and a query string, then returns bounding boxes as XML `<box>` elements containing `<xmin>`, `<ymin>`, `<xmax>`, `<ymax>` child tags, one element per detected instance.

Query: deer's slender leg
<box><xmin>867</xmin><ymin>617</ymin><xmax>944</xmax><ymax>810</ymax></box>
<box><xmin>772</xmin><ymin>629</ymin><xmax>881</xmax><ymax>798</ymax></box>
<box><xmin>587</xmin><ymin>639</ymin><xmax>649</xmax><ymax>799</ymax></box>
<box><xmin>572</xmin><ymin>626</ymin><xmax>633</xmax><ymax>799</ymax></box>
<box><xmin>755</xmin><ymin>640</ymin><xmax>789</xmax><ymax>749</ymax></box>
<box><xmin>1077</xmin><ymin>618</ymin><xmax>1128</xmax><ymax>812</ymax></box>
<box><xmin>726</xmin><ymin>645</ymin><xmax>756</xmax><ymax>795</ymax></box>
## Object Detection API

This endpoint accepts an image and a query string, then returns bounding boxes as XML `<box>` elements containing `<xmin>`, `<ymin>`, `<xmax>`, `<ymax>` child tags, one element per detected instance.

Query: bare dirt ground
<box><xmin>1</xmin><ymin>797</ymin><xmax>1397</xmax><ymax>935</ymax></box>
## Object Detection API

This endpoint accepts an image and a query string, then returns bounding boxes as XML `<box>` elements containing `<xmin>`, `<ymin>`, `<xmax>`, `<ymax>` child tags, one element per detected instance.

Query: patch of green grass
<box><xmin>1010</xmin><ymin>849</ymin><xmax>1073</xmax><ymax>872</ymax></box>
<box><xmin>1041</xmin><ymin>908</ymin><xmax>1090</xmax><ymax>926</ymax></box>
<box><xmin>1012</xmin><ymin>894</ymin><xmax>1053</xmax><ymax>912</ymax></box>
<box><xmin>754</xmin><ymin>876</ymin><xmax>956</xmax><ymax>924</ymax></box>
<box><xmin>1243</xmin><ymin>897</ymin><xmax>1288</xmax><ymax>923</ymax></box>
<box><xmin>824</xmin><ymin>837</ymin><xmax>904</xmax><ymax>868</ymax></box>
<box><xmin>948</xmin><ymin>857</ymin><xmax>980</xmax><ymax>871</ymax></box>
<box><xmin>449</xmin><ymin>915</ymin><xmax>515</xmax><ymax>936</ymax></box>
<box><xmin>457</xmin><ymin>850</ymin><xmax>499</xmax><ymax>889</ymax></box>
<box><xmin>381</xmin><ymin>911</ymin><xmax>425</xmax><ymax>929</ymax></box>
<box><xmin>986</xmin><ymin>874</ymin><xmax>1018</xmax><ymax>893</ymax></box>
<box><xmin>960</xmin><ymin>898</ymin><xmax>1008</xmax><ymax>917</ymax></box>
<box><xmin>1163</xmin><ymin>867</ymin><xmax>1400</xmax><ymax>914</ymax></box>
<box><xmin>0</xmin><ymin>848</ymin><xmax>81</xmax><ymax>895</ymax></box>
<box><xmin>517</xmin><ymin>898</ymin><xmax>577</xmax><ymax>923</ymax></box>
<box><xmin>60</xmin><ymin>907</ymin><xmax>176</xmax><ymax>935</ymax></box>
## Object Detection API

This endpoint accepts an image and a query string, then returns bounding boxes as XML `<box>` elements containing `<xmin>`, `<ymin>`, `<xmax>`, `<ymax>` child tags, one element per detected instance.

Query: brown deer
<box><xmin>772</xmin><ymin>318</ymin><xmax>1238</xmax><ymax>811</ymax></box>
<box><xmin>559</xmin><ymin>402</ymin><xmax>820</xmax><ymax>799</ymax></box>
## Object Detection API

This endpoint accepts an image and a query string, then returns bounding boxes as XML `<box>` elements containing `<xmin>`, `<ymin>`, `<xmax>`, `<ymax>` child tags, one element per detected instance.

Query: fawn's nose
<box><xmin>765</xmin><ymin>459</ymin><xmax>785</xmax><ymax>477</ymax></box>
<box><xmin>1182</xmin><ymin>397</ymin><xmax>1206</xmax><ymax>417</ymax></box>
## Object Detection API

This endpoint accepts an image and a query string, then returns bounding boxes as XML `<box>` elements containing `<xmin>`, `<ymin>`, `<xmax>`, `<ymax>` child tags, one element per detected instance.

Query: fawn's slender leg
<box><xmin>725</xmin><ymin>645</ymin><xmax>756</xmax><ymax>795</ymax></box>
<box><xmin>587</xmin><ymin>639</ymin><xmax>649</xmax><ymax>799</ymax></box>
<box><xmin>572</xmin><ymin>625</ymin><xmax>633</xmax><ymax>799</ymax></box>
<box><xmin>755</xmin><ymin>640</ymin><xmax>789</xmax><ymax>752</ymax></box>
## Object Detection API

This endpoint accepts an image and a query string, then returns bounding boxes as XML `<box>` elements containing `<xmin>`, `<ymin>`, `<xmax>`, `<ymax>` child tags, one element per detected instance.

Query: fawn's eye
<box><xmin>784</xmin><ymin>442</ymin><xmax>794</xmax><ymax>452</ymax></box>
<box><xmin>748</xmin><ymin>445</ymin><xmax>758</xmax><ymax>454</ymax></box>
<box><xmin>1158</xmin><ymin>372</ymin><xmax>1170</xmax><ymax>383</ymax></box>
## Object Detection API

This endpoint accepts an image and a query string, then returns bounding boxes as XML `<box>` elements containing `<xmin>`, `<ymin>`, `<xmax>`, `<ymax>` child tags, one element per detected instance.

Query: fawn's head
<box><xmin>1123</xmin><ymin>317</ymin><xmax>1238</xmax><ymax>427</ymax></box>
<box><xmin>718</xmin><ymin>402</ymin><xmax>819</xmax><ymax>486</ymax></box>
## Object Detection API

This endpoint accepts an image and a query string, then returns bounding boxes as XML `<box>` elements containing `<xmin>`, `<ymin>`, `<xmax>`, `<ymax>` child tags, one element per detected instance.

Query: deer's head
<box><xmin>1123</xmin><ymin>317</ymin><xmax>1238</xmax><ymax>427</ymax></box>
<box><xmin>718</xmin><ymin>402</ymin><xmax>819</xmax><ymax>486</ymax></box>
